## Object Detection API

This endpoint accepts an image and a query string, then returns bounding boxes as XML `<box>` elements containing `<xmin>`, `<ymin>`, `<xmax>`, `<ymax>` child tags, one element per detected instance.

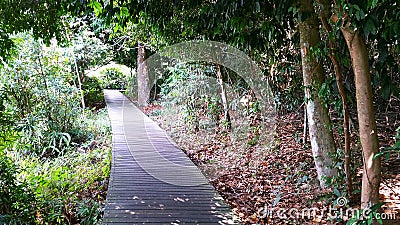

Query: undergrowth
<box><xmin>0</xmin><ymin>32</ymin><xmax>112</xmax><ymax>224</ymax></box>
<box><xmin>1</xmin><ymin>109</ymin><xmax>111</xmax><ymax>225</ymax></box>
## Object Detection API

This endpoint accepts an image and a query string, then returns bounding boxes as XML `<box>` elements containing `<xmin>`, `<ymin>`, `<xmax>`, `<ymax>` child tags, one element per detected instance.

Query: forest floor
<box><xmin>140</xmin><ymin>103</ymin><xmax>400</xmax><ymax>225</ymax></box>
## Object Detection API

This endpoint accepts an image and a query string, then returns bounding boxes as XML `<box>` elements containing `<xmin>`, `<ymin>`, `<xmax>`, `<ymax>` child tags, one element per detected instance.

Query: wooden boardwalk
<box><xmin>103</xmin><ymin>90</ymin><xmax>237</xmax><ymax>224</ymax></box>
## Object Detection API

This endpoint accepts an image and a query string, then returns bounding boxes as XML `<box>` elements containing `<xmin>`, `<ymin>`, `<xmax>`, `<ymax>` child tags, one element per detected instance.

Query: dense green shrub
<box><xmin>0</xmin><ymin>34</ymin><xmax>85</xmax><ymax>156</ymax></box>
<box><xmin>160</xmin><ymin>64</ymin><xmax>208</xmax><ymax>131</ymax></box>
<box><xmin>18</xmin><ymin>146</ymin><xmax>110</xmax><ymax>224</ymax></box>
<box><xmin>81</xmin><ymin>67</ymin><xmax>130</xmax><ymax>108</ymax></box>
<box><xmin>0</xmin><ymin>106</ymin><xmax>36</xmax><ymax>223</ymax></box>
<box><xmin>0</xmin><ymin>32</ymin><xmax>112</xmax><ymax>224</ymax></box>
<box><xmin>159</xmin><ymin>64</ymin><xmax>231</xmax><ymax>131</ymax></box>
<box><xmin>101</xmin><ymin>68</ymin><xmax>130</xmax><ymax>90</ymax></box>
<box><xmin>0</xmin><ymin>147</ymin><xmax>36</xmax><ymax>224</ymax></box>
<box><xmin>0</xmin><ymin>109</ymin><xmax>111</xmax><ymax>224</ymax></box>
<box><xmin>82</xmin><ymin>76</ymin><xmax>105</xmax><ymax>109</ymax></box>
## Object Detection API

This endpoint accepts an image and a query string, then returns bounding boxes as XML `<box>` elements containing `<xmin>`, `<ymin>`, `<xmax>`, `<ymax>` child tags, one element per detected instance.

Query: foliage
<box><xmin>77</xmin><ymin>199</ymin><xmax>103</xmax><ymax>225</ymax></box>
<box><xmin>82</xmin><ymin>76</ymin><xmax>105</xmax><ymax>109</ymax></box>
<box><xmin>91</xmin><ymin>0</ymin><xmax>295</xmax><ymax>49</ymax></box>
<box><xmin>0</xmin><ymin>111</ymin><xmax>36</xmax><ymax>223</ymax></box>
<box><xmin>0</xmin><ymin>0</ymin><xmax>88</xmax><ymax>59</ymax></box>
<box><xmin>0</xmin><ymin>32</ymin><xmax>112</xmax><ymax>224</ymax></box>
<box><xmin>0</xmin><ymin>34</ymin><xmax>84</xmax><ymax>156</ymax></box>
<box><xmin>101</xmin><ymin>68</ymin><xmax>130</xmax><ymax>90</ymax></box>
<box><xmin>346</xmin><ymin>202</ymin><xmax>386</xmax><ymax>225</ymax></box>
<box><xmin>375</xmin><ymin>126</ymin><xmax>400</xmax><ymax>161</ymax></box>
<box><xmin>330</xmin><ymin>0</ymin><xmax>400</xmax><ymax>105</ymax></box>
<box><xmin>81</xmin><ymin>66</ymin><xmax>130</xmax><ymax>109</ymax></box>
<box><xmin>159</xmin><ymin>64</ymin><xmax>224</xmax><ymax>131</ymax></box>
<box><xmin>0</xmin><ymin>0</ymin><xmax>399</xmax><ymax>224</ymax></box>
<box><xmin>0</xmin><ymin>92</ymin><xmax>34</xmax><ymax>224</ymax></box>
<box><xmin>317</xmin><ymin>76</ymin><xmax>344</xmax><ymax>114</ymax></box>
<box><xmin>0</xmin><ymin>108</ymin><xmax>111</xmax><ymax>224</ymax></box>
<box><xmin>69</xmin><ymin>18</ymin><xmax>113</xmax><ymax>74</ymax></box>
<box><xmin>16</xmin><ymin>145</ymin><xmax>110</xmax><ymax>224</ymax></box>
<box><xmin>271</xmin><ymin>62</ymin><xmax>303</xmax><ymax>112</ymax></box>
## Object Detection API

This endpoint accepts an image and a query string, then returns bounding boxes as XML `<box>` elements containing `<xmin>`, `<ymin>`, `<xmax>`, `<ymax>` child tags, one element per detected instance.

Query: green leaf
<box><xmin>377</xmin><ymin>213</ymin><xmax>383</xmax><ymax>224</ymax></box>
<box><xmin>385</xmin><ymin>152</ymin><xmax>391</xmax><ymax>161</ymax></box>
<box><xmin>273</xmin><ymin>192</ymin><xmax>282</xmax><ymax>206</ymax></box>
<box><xmin>334</xmin><ymin>188</ymin><xmax>341</xmax><ymax>197</ymax></box>
<box><xmin>373</xmin><ymin>150</ymin><xmax>387</xmax><ymax>159</ymax></box>
<box><xmin>367</xmin><ymin>215</ymin><xmax>373</xmax><ymax>225</ymax></box>
<box><xmin>356</xmin><ymin>10</ymin><xmax>365</xmax><ymax>20</ymax></box>
<box><xmin>346</xmin><ymin>217</ymin><xmax>358</xmax><ymax>225</ymax></box>
<box><xmin>364</xmin><ymin>17</ymin><xmax>377</xmax><ymax>38</ymax></box>
<box><xmin>113</xmin><ymin>24</ymin><xmax>120</xmax><ymax>33</ymax></box>
<box><xmin>368</xmin><ymin>0</ymin><xmax>378</xmax><ymax>10</ymax></box>
<box><xmin>120</xmin><ymin>7</ymin><xmax>129</xmax><ymax>18</ymax></box>
<box><xmin>370</xmin><ymin>202</ymin><xmax>385</xmax><ymax>211</ymax></box>
<box><xmin>255</xmin><ymin>2</ymin><xmax>260</xmax><ymax>13</ymax></box>
<box><xmin>90</xmin><ymin>1</ymin><xmax>103</xmax><ymax>16</ymax></box>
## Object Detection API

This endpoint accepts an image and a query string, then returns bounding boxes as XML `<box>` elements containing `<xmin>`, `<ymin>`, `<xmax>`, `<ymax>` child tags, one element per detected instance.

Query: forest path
<box><xmin>102</xmin><ymin>90</ymin><xmax>237</xmax><ymax>224</ymax></box>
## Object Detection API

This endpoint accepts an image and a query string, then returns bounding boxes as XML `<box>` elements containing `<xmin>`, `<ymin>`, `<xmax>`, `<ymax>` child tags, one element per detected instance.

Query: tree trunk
<box><xmin>74</xmin><ymin>59</ymin><xmax>86</xmax><ymax>111</ymax></box>
<box><xmin>137</xmin><ymin>42</ymin><xmax>150</xmax><ymax>106</ymax></box>
<box><xmin>319</xmin><ymin>0</ymin><xmax>353</xmax><ymax>195</ymax></box>
<box><xmin>299</xmin><ymin>0</ymin><xmax>337</xmax><ymax>188</ymax></box>
<box><xmin>132</xmin><ymin>67</ymin><xmax>136</xmax><ymax>97</ymax></box>
<box><xmin>340</xmin><ymin>27</ymin><xmax>381</xmax><ymax>209</ymax></box>
<box><xmin>303</xmin><ymin>105</ymin><xmax>307</xmax><ymax>145</ymax></box>
<box><xmin>216</xmin><ymin>65</ymin><xmax>231</xmax><ymax>129</ymax></box>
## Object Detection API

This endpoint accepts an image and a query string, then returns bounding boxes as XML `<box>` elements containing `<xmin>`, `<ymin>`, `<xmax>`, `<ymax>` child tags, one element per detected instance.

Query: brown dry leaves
<box><xmin>144</xmin><ymin>103</ymin><xmax>400</xmax><ymax>224</ymax></box>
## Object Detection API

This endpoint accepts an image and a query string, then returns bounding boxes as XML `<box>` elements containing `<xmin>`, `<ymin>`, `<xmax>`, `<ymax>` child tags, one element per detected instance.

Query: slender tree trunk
<box><xmin>73</xmin><ymin>57</ymin><xmax>85</xmax><ymax>111</ymax></box>
<box><xmin>340</xmin><ymin>27</ymin><xmax>381</xmax><ymax>209</ymax></box>
<box><xmin>64</xmin><ymin>26</ymin><xmax>85</xmax><ymax>112</ymax></box>
<box><xmin>216</xmin><ymin>65</ymin><xmax>231</xmax><ymax>129</ymax></box>
<box><xmin>299</xmin><ymin>0</ymin><xmax>337</xmax><ymax>188</ymax></box>
<box><xmin>132</xmin><ymin>68</ymin><xmax>135</xmax><ymax>96</ymax></box>
<box><xmin>137</xmin><ymin>42</ymin><xmax>150</xmax><ymax>106</ymax></box>
<box><xmin>329</xmin><ymin>42</ymin><xmax>353</xmax><ymax>194</ymax></box>
<box><xmin>319</xmin><ymin>0</ymin><xmax>353</xmax><ymax>195</ymax></box>
<box><xmin>303</xmin><ymin>105</ymin><xmax>307</xmax><ymax>145</ymax></box>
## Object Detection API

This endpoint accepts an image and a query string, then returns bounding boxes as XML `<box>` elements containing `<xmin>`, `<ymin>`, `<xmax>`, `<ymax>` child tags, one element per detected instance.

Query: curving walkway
<box><xmin>103</xmin><ymin>90</ymin><xmax>237</xmax><ymax>224</ymax></box>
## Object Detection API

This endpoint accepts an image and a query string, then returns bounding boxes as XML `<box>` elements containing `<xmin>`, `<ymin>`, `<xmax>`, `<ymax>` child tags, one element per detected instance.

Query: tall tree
<box><xmin>216</xmin><ymin>65</ymin><xmax>231</xmax><ymax>129</ymax></box>
<box><xmin>137</xmin><ymin>41</ymin><xmax>150</xmax><ymax>106</ymax></box>
<box><xmin>330</xmin><ymin>0</ymin><xmax>400</xmax><ymax>209</ymax></box>
<box><xmin>336</xmin><ymin>9</ymin><xmax>381</xmax><ymax>209</ymax></box>
<box><xmin>342</xmin><ymin>27</ymin><xmax>381</xmax><ymax>209</ymax></box>
<box><xmin>318</xmin><ymin>0</ymin><xmax>353</xmax><ymax>194</ymax></box>
<box><xmin>298</xmin><ymin>0</ymin><xmax>337</xmax><ymax>187</ymax></box>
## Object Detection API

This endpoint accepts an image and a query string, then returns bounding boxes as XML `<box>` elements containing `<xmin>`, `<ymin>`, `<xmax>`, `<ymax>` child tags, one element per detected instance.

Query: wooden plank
<box><xmin>103</xmin><ymin>90</ymin><xmax>238</xmax><ymax>225</ymax></box>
